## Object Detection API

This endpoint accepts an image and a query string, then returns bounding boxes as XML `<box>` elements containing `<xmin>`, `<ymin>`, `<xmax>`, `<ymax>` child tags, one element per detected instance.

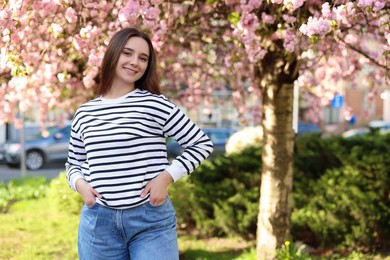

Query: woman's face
<box><xmin>113</xmin><ymin>36</ymin><xmax>150</xmax><ymax>89</ymax></box>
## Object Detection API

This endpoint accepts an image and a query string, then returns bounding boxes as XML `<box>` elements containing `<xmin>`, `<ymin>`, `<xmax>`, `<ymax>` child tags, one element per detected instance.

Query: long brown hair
<box><xmin>97</xmin><ymin>28</ymin><xmax>161</xmax><ymax>96</ymax></box>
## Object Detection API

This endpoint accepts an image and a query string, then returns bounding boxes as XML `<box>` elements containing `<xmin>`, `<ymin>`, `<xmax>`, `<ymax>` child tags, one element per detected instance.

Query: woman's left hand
<box><xmin>140</xmin><ymin>171</ymin><xmax>173</xmax><ymax>206</ymax></box>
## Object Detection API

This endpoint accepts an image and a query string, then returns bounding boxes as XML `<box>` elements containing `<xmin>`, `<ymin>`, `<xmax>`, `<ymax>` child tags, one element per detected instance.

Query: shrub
<box><xmin>170</xmin><ymin>146</ymin><xmax>262</xmax><ymax>238</ymax></box>
<box><xmin>275</xmin><ymin>241</ymin><xmax>311</xmax><ymax>260</ymax></box>
<box><xmin>172</xmin><ymin>132</ymin><xmax>390</xmax><ymax>251</ymax></box>
<box><xmin>0</xmin><ymin>176</ymin><xmax>49</xmax><ymax>212</ymax></box>
<box><xmin>47</xmin><ymin>172</ymin><xmax>84</xmax><ymax>215</ymax></box>
<box><xmin>169</xmin><ymin>178</ymin><xmax>203</xmax><ymax>231</ymax></box>
<box><xmin>292</xmin><ymin>134</ymin><xmax>390</xmax><ymax>249</ymax></box>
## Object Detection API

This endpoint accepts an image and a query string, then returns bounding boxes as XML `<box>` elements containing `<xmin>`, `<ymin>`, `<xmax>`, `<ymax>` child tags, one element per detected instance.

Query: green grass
<box><xmin>0</xmin><ymin>197</ymin><xmax>79</xmax><ymax>260</ymax></box>
<box><xmin>0</xmin><ymin>195</ymin><xmax>254</xmax><ymax>260</ymax></box>
<box><xmin>0</xmin><ymin>190</ymin><xmax>388</xmax><ymax>260</ymax></box>
<box><xmin>178</xmin><ymin>236</ymin><xmax>255</xmax><ymax>260</ymax></box>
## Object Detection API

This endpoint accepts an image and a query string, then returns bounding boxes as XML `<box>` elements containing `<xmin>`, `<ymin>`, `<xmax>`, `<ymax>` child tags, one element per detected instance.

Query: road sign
<box><xmin>331</xmin><ymin>94</ymin><xmax>343</xmax><ymax>108</ymax></box>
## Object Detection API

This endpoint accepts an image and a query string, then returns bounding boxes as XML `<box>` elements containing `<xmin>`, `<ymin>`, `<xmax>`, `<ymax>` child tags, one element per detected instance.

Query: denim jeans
<box><xmin>78</xmin><ymin>196</ymin><xmax>179</xmax><ymax>260</ymax></box>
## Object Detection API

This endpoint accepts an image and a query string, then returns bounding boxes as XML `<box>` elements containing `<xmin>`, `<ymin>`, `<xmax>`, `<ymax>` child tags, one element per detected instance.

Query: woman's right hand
<box><xmin>75</xmin><ymin>179</ymin><xmax>102</xmax><ymax>207</ymax></box>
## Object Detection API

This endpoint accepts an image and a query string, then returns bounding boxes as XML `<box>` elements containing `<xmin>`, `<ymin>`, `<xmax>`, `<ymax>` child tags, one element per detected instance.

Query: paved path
<box><xmin>0</xmin><ymin>162</ymin><xmax>65</xmax><ymax>182</ymax></box>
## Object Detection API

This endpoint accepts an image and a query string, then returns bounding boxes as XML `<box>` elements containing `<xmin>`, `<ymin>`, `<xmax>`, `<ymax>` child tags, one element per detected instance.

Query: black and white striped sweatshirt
<box><xmin>65</xmin><ymin>88</ymin><xmax>213</xmax><ymax>209</ymax></box>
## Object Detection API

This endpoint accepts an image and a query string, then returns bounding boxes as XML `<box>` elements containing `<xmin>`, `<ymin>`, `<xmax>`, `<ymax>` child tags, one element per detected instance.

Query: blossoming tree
<box><xmin>1</xmin><ymin>0</ymin><xmax>388</xmax><ymax>258</ymax></box>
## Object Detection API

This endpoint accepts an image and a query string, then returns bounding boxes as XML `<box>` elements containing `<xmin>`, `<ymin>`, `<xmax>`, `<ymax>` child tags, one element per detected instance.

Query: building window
<box><xmin>323</xmin><ymin>106</ymin><xmax>339</xmax><ymax>125</ymax></box>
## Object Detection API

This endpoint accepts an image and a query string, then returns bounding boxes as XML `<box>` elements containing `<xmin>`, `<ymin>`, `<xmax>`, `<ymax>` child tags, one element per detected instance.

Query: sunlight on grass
<box><xmin>0</xmin><ymin>196</ymin><xmax>256</xmax><ymax>260</ymax></box>
<box><xmin>0</xmin><ymin>197</ymin><xmax>79</xmax><ymax>260</ymax></box>
<box><xmin>1</xmin><ymin>196</ymin><xmax>388</xmax><ymax>260</ymax></box>
<box><xmin>178</xmin><ymin>236</ymin><xmax>255</xmax><ymax>260</ymax></box>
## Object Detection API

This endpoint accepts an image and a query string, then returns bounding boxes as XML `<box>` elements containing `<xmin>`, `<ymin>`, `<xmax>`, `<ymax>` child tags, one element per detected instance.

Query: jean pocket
<box><xmin>86</xmin><ymin>202</ymin><xmax>98</xmax><ymax>209</ymax></box>
<box><xmin>146</xmin><ymin>198</ymin><xmax>168</xmax><ymax>208</ymax></box>
<box><xmin>144</xmin><ymin>196</ymin><xmax>175</xmax><ymax>223</ymax></box>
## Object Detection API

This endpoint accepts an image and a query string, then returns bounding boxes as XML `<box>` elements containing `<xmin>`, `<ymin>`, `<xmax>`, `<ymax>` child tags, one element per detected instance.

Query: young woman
<box><xmin>65</xmin><ymin>28</ymin><xmax>213</xmax><ymax>260</ymax></box>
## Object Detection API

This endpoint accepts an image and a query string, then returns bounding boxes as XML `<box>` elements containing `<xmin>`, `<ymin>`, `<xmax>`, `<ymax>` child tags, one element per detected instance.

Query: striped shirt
<box><xmin>65</xmin><ymin>88</ymin><xmax>213</xmax><ymax>209</ymax></box>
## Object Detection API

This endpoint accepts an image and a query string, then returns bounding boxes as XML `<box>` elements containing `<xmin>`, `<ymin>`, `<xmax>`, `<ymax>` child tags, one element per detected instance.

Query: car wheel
<box><xmin>25</xmin><ymin>150</ymin><xmax>44</xmax><ymax>170</ymax></box>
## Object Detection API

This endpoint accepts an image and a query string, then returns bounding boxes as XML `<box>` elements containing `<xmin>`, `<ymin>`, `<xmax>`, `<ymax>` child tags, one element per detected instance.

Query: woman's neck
<box><xmin>104</xmin><ymin>86</ymin><xmax>135</xmax><ymax>99</ymax></box>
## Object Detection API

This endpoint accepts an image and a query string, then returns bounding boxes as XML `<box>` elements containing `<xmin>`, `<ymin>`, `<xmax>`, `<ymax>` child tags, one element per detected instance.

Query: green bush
<box><xmin>275</xmin><ymin>241</ymin><xmax>311</xmax><ymax>260</ymax></box>
<box><xmin>47</xmin><ymin>172</ymin><xmax>84</xmax><ymax>215</ymax></box>
<box><xmin>170</xmin><ymin>146</ymin><xmax>261</xmax><ymax>238</ymax></box>
<box><xmin>171</xmin><ymin>133</ymin><xmax>390</xmax><ymax>252</ymax></box>
<box><xmin>292</xmin><ymin>134</ymin><xmax>390</xmax><ymax>249</ymax></box>
<box><xmin>0</xmin><ymin>176</ymin><xmax>49</xmax><ymax>212</ymax></box>
<box><xmin>169</xmin><ymin>177</ymin><xmax>202</xmax><ymax>230</ymax></box>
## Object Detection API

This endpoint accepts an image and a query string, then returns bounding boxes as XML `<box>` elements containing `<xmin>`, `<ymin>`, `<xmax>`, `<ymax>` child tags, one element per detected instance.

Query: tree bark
<box><xmin>255</xmin><ymin>47</ymin><xmax>297</xmax><ymax>259</ymax></box>
<box><xmin>256</xmin><ymin>82</ymin><xmax>295</xmax><ymax>259</ymax></box>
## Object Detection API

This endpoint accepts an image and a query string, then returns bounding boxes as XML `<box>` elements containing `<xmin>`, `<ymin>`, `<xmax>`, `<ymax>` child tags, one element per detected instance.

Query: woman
<box><xmin>65</xmin><ymin>28</ymin><xmax>213</xmax><ymax>260</ymax></box>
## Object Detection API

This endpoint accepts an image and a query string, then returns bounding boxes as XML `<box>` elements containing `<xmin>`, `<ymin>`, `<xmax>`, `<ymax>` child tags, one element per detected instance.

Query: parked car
<box><xmin>342</xmin><ymin>120</ymin><xmax>390</xmax><ymax>138</ymax></box>
<box><xmin>1</xmin><ymin>125</ymin><xmax>71</xmax><ymax>170</ymax></box>
<box><xmin>166</xmin><ymin>128</ymin><xmax>236</xmax><ymax>159</ymax></box>
<box><xmin>297</xmin><ymin>121</ymin><xmax>321</xmax><ymax>136</ymax></box>
<box><xmin>342</xmin><ymin>127</ymin><xmax>370</xmax><ymax>138</ymax></box>
<box><xmin>0</xmin><ymin>143</ymin><xmax>5</xmax><ymax>164</ymax></box>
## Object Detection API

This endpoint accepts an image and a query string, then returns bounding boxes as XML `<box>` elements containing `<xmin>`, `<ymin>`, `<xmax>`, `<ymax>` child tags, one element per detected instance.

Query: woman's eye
<box><xmin>140</xmin><ymin>57</ymin><xmax>147</xmax><ymax>62</ymax></box>
<box><xmin>123</xmin><ymin>51</ymin><xmax>131</xmax><ymax>56</ymax></box>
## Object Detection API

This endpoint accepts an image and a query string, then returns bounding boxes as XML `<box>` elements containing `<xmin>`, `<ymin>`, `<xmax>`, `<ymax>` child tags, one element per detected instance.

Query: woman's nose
<box><xmin>129</xmin><ymin>54</ymin><xmax>138</xmax><ymax>65</ymax></box>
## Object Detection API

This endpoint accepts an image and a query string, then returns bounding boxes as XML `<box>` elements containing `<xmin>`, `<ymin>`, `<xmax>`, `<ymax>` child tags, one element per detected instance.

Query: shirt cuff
<box><xmin>70</xmin><ymin>173</ymin><xmax>85</xmax><ymax>191</ymax></box>
<box><xmin>165</xmin><ymin>161</ymin><xmax>187</xmax><ymax>182</ymax></box>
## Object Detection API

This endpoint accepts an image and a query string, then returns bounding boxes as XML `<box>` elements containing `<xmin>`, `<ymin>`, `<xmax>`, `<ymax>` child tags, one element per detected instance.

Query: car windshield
<box><xmin>32</xmin><ymin>126</ymin><xmax>65</xmax><ymax>139</ymax></box>
<box><xmin>203</xmin><ymin>129</ymin><xmax>234</xmax><ymax>144</ymax></box>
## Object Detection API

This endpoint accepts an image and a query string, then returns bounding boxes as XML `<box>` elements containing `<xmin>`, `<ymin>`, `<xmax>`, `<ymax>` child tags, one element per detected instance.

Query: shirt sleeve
<box><xmin>163</xmin><ymin>106</ymin><xmax>214</xmax><ymax>182</ymax></box>
<box><xmin>65</xmin><ymin>123</ymin><xmax>87</xmax><ymax>191</ymax></box>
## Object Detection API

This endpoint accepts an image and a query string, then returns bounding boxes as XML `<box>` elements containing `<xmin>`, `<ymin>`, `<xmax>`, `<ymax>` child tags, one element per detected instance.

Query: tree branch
<box><xmin>337</xmin><ymin>36</ymin><xmax>390</xmax><ymax>71</ymax></box>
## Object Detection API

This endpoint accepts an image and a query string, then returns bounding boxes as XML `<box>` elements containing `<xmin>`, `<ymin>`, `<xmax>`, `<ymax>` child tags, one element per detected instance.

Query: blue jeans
<box><xmin>78</xmin><ymin>196</ymin><xmax>179</xmax><ymax>260</ymax></box>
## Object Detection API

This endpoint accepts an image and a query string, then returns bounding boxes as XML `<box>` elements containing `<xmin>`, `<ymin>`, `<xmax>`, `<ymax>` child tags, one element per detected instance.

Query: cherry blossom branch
<box><xmin>336</xmin><ymin>36</ymin><xmax>390</xmax><ymax>71</ymax></box>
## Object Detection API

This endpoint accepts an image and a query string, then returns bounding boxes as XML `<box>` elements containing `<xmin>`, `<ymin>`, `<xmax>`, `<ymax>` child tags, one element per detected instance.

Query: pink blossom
<box><xmin>373</xmin><ymin>0</ymin><xmax>386</xmax><ymax>12</ymax></box>
<box><xmin>0</xmin><ymin>9</ymin><xmax>11</xmax><ymax>21</ymax></box>
<box><xmin>11</xmin><ymin>33</ymin><xmax>20</xmax><ymax>43</ymax></box>
<box><xmin>39</xmin><ymin>1</ymin><xmax>59</xmax><ymax>17</ymax></box>
<box><xmin>2</xmin><ymin>28</ymin><xmax>10</xmax><ymax>42</ymax></box>
<box><xmin>119</xmin><ymin>0</ymin><xmax>140</xmax><ymax>25</ymax></box>
<box><xmin>271</xmin><ymin>31</ymin><xmax>282</xmax><ymax>40</ymax></box>
<box><xmin>9</xmin><ymin>0</ymin><xmax>23</xmax><ymax>10</ymax></box>
<box><xmin>271</xmin><ymin>0</ymin><xmax>283</xmax><ymax>4</ymax></box>
<box><xmin>246</xmin><ymin>47</ymin><xmax>266</xmax><ymax>63</ymax></box>
<box><xmin>143</xmin><ymin>18</ymin><xmax>156</xmax><ymax>27</ymax></box>
<box><xmin>283</xmin><ymin>14</ymin><xmax>296</xmax><ymax>23</ymax></box>
<box><xmin>51</xmin><ymin>23</ymin><xmax>63</xmax><ymax>38</ymax></box>
<box><xmin>334</xmin><ymin>5</ymin><xmax>347</xmax><ymax>23</ymax></box>
<box><xmin>321</xmin><ymin>2</ymin><xmax>331</xmax><ymax>18</ymax></box>
<box><xmin>239</xmin><ymin>13</ymin><xmax>260</xmax><ymax>32</ymax></box>
<box><xmin>88</xmin><ymin>50</ymin><xmax>103</xmax><ymax>67</ymax></box>
<box><xmin>284</xmin><ymin>0</ymin><xmax>306</xmax><ymax>11</ymax></box>
<box><xmin>240</xmin><ymin>0</ymin><xmax>262</xmax><ymax>12</ymax></box>
<box><xmin>261</xmin><ymin>13</ymin><xmax>275</xmax><ymax>24</ymax></box>
<box><xmin>300</xmin><ymin>17</ymin><xmax>331</xmax><ymax>37</ymax></box>
<box><xmin>224</xmin><ymin>56</ymin><xmax>232</xmax><ymax>67</ymax></box>
<box><xmin>79</xmin><ymin>23</ymin><xmax>101</xmax><ymax>39</ymax></box>
<box><xmin>151</xmin><ymin>0</ymin><xmax>164</xmax><ymax>4</ymax></box>
<box><xmin>241</xmin><ymin>32</ymin><xmax>257</xmax><ymax>46</ymax></box>
<box><xmin>225</xmin><ymin>0</ymin><xmax>240</xmax><ymax>5</ymax></box>
<box><xmin>72</xmin><ymin>36</ymin><xmax>85</xmax><ymax>51</ymax></box>
<box><xmin>346</xmin><ymin>2</ymin><xmax>356</xmax><ymax>15</ymax></box>
<box><xmin>283</xmin><ymin>29</ymin><xmax>297</xmax><ymax>52</ymax></box>
<box><xmin>144</xmin><ymin>7</ymin><xmax>160</xmax><ymax>21</ymax></box>
<box><xmin>321</xmin><ymin>2</ymin><xmax>337</xmax><ymax>20</ymax></box>
<box><xmin>234</xmin><ymin>62</ymin><xmax>243</xmax><ymax>70</ymax></box>
<box><xmin>85</xmin><ymin>3</ymin><xmax>98</xmax><ymax>9</ymax></box>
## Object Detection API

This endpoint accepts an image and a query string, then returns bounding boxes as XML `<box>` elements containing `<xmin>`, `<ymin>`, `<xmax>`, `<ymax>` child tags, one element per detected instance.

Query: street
<box><xmin>0</xmin><ymin>162</ymin><xmax>65</xmax><ymax>182</ymax></box>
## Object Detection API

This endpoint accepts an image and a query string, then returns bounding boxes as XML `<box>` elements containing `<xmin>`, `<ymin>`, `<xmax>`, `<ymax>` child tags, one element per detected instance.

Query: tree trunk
<box><xmin>256</xmin><ymin>81</ymin><xmax>295</xmax><ymax>259</ymax></box>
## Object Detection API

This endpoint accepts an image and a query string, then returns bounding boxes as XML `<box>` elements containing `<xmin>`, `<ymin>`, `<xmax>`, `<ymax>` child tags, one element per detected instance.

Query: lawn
<box><xmin>0</xmin><ymin>197</ymin><xmax>254</xmax><ymax>260</ymax></box>
<box><xmin>0</xmin><ymin>176</ymin><xmax>388</xmax><ymax>260</ymax></box>
<box><xmin>0</xmin><ymin>198</ymin><xmax>79</xmax><ymax>260</ymax></box>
